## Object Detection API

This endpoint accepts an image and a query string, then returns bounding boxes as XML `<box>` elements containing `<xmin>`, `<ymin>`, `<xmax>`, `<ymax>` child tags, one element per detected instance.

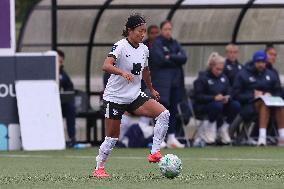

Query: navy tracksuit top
<box><xmin>193</xmin><ymin>70</ymin><xmax>231</xmax><ymax>104</ymax></box>
<box><xmin>60</xmin><ymin>66</ymin><xmax>74</xmax><ymax>91</ymax></box>
<box><xmin>232</xmin><ymin>61</ymin><xmax>282</xmax><ymax>104</ymax></box>
<box><xmin>223</xmin><ymin>59</ymin><xmax>243</xmax><ymax>86</ymax></box>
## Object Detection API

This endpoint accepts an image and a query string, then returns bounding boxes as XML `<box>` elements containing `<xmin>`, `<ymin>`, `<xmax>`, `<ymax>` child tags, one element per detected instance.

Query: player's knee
<box><xmin>155</xmin><ymin>110</ymin><xmax>170</xmax><ymax>126</ymax></box>
<box><xmin>158</xmin><ymin>109</ymin><xmax>170</xmax><ymax>119</ymax></box>
<box><xmin>163</xmin><ymin>109</ymin><xmax>170</xmax><ymax>119</ymax></box>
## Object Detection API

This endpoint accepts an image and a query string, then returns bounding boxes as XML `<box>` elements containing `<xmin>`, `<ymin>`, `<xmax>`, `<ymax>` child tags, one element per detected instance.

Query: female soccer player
<box><xmin>93</xmin><ymin>14</ymin><xmax>170</xmax><ymax>178</ymax></box>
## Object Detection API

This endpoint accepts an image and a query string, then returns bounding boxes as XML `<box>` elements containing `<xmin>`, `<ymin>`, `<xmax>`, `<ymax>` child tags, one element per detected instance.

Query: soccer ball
<box><xmin>158</xmin><ymin>154</ymin><xmax>182</xmax><ymax>178</ymax></box>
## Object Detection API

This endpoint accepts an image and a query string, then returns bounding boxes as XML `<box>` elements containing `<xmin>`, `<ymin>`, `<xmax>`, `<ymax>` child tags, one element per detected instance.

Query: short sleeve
<box><xmin>108</xmin><ymin>42</ymin><xmax>123</xmax><ymax>60</ymax></box>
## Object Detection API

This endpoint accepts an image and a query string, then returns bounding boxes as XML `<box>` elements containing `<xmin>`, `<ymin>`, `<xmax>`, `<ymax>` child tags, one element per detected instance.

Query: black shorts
<box><xmin>103</xmin><ymin>92</ymin><xmax>151</xmax><ymax>120</ymax></box>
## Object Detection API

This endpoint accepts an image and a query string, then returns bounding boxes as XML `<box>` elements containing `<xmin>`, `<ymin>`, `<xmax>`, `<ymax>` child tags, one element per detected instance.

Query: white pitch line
<box><xmin>198</xmin><ymin>157</ymin><xmax>284</xmax><ymax>162</ymax></box>
<box><xmin>0</xmin><ymin>154</ymin><xmax>284</xmax><ymax>162</ymax></box>
<box><xmin>0</xmin><ymin>154</ymin><xmax>52</xmax><ymax>158</ymax></box>
<box><xmin>113</xmin><ymin>156</ymin><xmax>284</xmax><ymax>162</ymax></box>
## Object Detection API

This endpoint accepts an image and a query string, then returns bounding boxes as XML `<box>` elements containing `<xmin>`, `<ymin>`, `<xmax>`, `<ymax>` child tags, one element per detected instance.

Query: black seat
<box><xmin>61</xmin><ymin>89</ymin><xmax>105</xmax><ymax>145</ymax></box>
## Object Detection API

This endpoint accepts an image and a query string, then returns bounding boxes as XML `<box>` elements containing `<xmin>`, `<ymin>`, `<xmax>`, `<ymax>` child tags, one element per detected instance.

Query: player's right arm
<box><xmin>102</xmin><ymin>42</ymin><xmax>134</xmax><ymax>82</ymax></box>
<box><xmin>102</xmin><ymin>56</ymin><xmax>134</xmax><ymax>82</ymax></box>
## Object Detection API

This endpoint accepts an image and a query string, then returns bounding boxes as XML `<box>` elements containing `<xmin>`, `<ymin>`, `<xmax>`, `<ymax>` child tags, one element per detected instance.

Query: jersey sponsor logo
<box><xmin>131</xmin><ymin>63</ymin><xmax>142</xmax><ymax>75</ymax></box>
<box><xmin>162</xmin><ymin>46</ymin><xmax>170</xmax><ymax>53</ymax></box>
<box><xmin>111</xmin><ymin>45</ymin><xmax>118</xmax><ymax>52</ymax></box>
<box><xmin>140</xmin><ymin>91</ymin><xmax>148</xmax><ymax>98</ymax></box>
<box><xmin>249</xmin><ymin>76</ymin><xmax>256</xmax><ymax>82</ymax></box>
<box><xmin>227</xmin><ymin>65</ymin><xmax>232</xmax><ymax>70</ymax></box>
<box><xmin>266</xmin><ymin>75</ymin><xmax>271</xmax><ymax>81</ymax></box>
<box><xmin>113</xmin><ymin>109</ymin><xmax>118</xmax><ymax>116</ymax></box>
<box><xmin>208</xmin><ymin>79</ymin><xmax>214</xmax><ymax>85</ymax></box>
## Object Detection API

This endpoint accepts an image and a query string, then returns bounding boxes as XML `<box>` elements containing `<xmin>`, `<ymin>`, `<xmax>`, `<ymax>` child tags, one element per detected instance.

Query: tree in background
<box><xmin>16</xmin><ymin>0</ymin><xmax>40</xmax><ymax>22</ymax></box>
<box><xmin>15</xmin><ymin>0</ymin><xmax>40</xmax><ymax>40</ymax></box>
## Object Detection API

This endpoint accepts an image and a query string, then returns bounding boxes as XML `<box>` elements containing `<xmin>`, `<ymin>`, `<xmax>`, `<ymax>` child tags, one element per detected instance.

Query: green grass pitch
<box><xmin>0</xmin><ymin>147</ymin><xmax>284</xmax><ymax>189</ymax></box>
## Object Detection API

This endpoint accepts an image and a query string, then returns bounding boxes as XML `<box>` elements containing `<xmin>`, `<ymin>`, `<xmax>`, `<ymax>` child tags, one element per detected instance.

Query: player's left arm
<box><xmin>142</xmin><ymin>66</ymin><xmax>160</xmax><ymax>101</ymax></box>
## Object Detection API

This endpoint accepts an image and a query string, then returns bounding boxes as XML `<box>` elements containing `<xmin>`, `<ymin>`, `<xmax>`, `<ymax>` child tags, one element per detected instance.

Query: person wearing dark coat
<box><xmin>150</xmin><ymin>20</ymin><xmax>187</xmax><ymax>148</ymax></box>
<box><xmin>224</xmin><ymin>44</ymin><xmax>243</xmax><ymax>85</ymax></box>
<box><xmin>57</xmin><ymin>50</ymin><xmax>77</xmax><ymax>147</ymax></box>
<box><xmin>142</xmin><ymin>25</ymin><xmax>159</xmax><ymax>92</ymax></box>
<box><xmin>232</xmin><ymin>50</ymin><xmax>284</xmax><ymax>146</ymax></box>
<box><xmin>193</xmin><ymin>52</ymin><xmax>240</xmax><ymax>144</ymax></box>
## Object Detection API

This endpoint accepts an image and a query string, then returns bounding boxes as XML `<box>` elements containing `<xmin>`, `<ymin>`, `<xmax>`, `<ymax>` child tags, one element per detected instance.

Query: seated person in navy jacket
<box><xmin>57</xmin><ymin>50</ymin><xmax>77</xmax><ymax>147</ymax></box>
<box><xmin>224</xmin><ymin>44</ymin><xmax>243</xmax><ymax>86</ymax></box>
<box><xmin>233</xmin><ymin>50</ymin><xmax>284</xmax><ymax>146</ymax></box>
<box><xmin>193</xmin><ymin>52</ymin><xmax>240</xmax><ymax>144</ymax></box>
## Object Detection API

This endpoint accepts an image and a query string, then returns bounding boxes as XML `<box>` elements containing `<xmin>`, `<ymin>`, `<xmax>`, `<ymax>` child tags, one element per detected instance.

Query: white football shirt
<box><xmin>103</xmin><ymin>38</ymin><xmax>149</xmax><ymax>104</ymax></box>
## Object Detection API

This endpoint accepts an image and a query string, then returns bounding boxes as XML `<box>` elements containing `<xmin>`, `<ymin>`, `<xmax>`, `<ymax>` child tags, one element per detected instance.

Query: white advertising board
<box><xmin>16</xmin><ymin>80</ymin><xmax>65</xmax><ymax>151</ymax></box>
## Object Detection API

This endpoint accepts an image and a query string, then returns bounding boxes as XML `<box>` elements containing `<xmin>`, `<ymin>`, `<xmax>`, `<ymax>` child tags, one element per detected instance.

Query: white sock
<box><xmin>167</xmin><ymin>133</ymin><xmax>175</xmax><ymax>141</ymax></box>
<box><xmin>202</xmin><ymin>120</ymin><xmax>209</xmax><ymax>126</ymax></box>
<box><xmin>221</xmin><ymin>122</ymin><xmax>229</xmax><ymax>129</ymax></box>
<box><xmin>206</xmin><ymin>121</ymin><xmax>215</xmax><ymax>129</ymax></box>
<box><xmin>259</xmin><ymin>128</ymin><xmax>267</xmax><ymax>138</ymax></box>
<box><xmin>96</xmin><ymin>136</ymin><xmax>118</xmax><ymax>170</ymax></box>
<box><xmin>278</xmin><ymin>128</ymin><xmax>284</xmax><ymax>138</ymax></box>
<box><xmin>151</xmin><ymin>110</ymin><xmax>170</xmax><ymax>154</ymax></box>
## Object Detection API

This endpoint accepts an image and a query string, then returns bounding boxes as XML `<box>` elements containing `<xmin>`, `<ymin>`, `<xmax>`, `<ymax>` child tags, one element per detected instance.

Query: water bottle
<box><xmin>73</xmin><ymin>143</ymin><xmax>91</xmax><ymax>149</ymax></box>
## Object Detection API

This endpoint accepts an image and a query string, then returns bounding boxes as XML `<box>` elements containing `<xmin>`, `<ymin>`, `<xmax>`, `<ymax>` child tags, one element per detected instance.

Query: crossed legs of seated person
<box><xmin>254</xmin><ymin>100</ymin><xmax>284</xmax><ymax>146</ymax></box>
<box><xmin>93</xmin><ymin>97</ymin><xmax>170</xmax><ymax>178</ymax></box>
